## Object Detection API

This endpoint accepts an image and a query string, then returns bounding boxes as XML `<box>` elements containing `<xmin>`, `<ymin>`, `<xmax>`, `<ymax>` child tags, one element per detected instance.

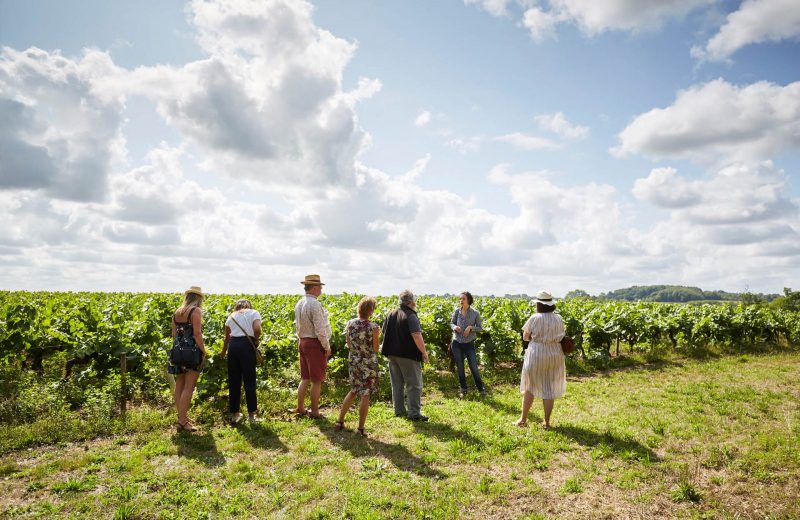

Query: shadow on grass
<box><xmin>317</xmin><ymin>418</ymin><xmax>446</xmax><ymax>479</ymax></box>
<box><xmin>235</xmin><ymin>422</ymin><xmax>289</xmax><ymax>452</ymax></box>
<box><xmin>409</xmin><ymin>417</ymin><xmax>486</xmax><ymax>449</ymax></box>
<box><xmin>171</xmin><ymin>430</ymin><xmax>225</xmax><ymax>467</ymax></box>
<box><xmin>480</xmin><ymin>394</ymin><xmax>520</xmax><ymax>417</ymax></box>
<box><xmin>551</xmin><ymin>424</ymin><xmax>660</xmax><ymax>463</ymax></box>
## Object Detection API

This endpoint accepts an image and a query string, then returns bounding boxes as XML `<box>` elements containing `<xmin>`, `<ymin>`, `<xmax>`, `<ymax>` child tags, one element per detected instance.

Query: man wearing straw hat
<box><xmin>293</xmin><ymin>274</ymin><xmax>332</xmax><ymax>418</ymax></box>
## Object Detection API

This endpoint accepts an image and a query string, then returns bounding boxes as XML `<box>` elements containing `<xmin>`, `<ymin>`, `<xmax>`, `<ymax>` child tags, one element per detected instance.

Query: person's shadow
<box><xmin>408</xmin><ymin>417</ymin><xmax>485</xmax><ymax>450</ymax></box>
<box><xmin>234</xmin><ymin>421</ymin><xmax>289</xmax><ymax>452</ymax></box>
<box><xmin>317</xmin><ymin>418</ymin><xmax>446</xmax><ymax>479</ymax></box>
<box><xmin>551</xmin><ymin>424</ymin><xmax>660</xmax><ymax>462</ymax></box>
<box><xmin>171</xmin><ymin>429</ymin><xmax>225</xmax><ymax>467</ymax></box>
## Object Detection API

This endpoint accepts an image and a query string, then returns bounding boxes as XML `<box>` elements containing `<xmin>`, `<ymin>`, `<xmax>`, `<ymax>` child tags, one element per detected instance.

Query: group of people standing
<box><xmin>168</xmin><ymin>275</ymin><xmax>567</xmax><ymax>434</ymax></box>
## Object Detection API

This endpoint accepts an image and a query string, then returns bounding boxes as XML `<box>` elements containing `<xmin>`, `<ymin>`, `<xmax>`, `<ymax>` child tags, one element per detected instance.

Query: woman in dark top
<box><xmin>170</xmin><ymin>286</ymin><xmax>207</xmax><ymax>432</ymax></box>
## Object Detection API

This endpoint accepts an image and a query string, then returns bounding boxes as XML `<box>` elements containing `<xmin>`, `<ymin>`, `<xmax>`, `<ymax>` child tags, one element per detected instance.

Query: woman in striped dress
<box><xmin>517</xmin><ymin>291</ymin><xmax>566</xmax><ymax>429</ymax></box>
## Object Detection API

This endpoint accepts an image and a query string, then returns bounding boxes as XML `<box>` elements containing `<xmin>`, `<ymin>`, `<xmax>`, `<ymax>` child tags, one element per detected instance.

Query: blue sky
<box><xmin>0</xmin><ymin>0</ymin><xmax>798</xmax><ymax>295</ymax></box>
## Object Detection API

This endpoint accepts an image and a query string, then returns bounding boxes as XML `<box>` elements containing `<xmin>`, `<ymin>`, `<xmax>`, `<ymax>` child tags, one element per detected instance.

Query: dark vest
<box><xmin>380</xmin><ymin>305</ymin><xmax>421</xmax><ymax>361</ymax></box>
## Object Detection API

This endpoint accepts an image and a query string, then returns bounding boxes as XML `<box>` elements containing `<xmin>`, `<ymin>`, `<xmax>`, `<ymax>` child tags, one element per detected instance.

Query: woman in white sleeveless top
<box><xmin>517</xmin><ymin>291</ymin><xmax>566</xmax><ymax>429</ymax></box>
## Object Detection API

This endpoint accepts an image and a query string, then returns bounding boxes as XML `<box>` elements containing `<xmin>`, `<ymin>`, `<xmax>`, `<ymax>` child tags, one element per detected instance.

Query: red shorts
<box><xmin>299</xmin><ymin>338</ymin><xmax>328</xmax><ymax>382</ymax></box>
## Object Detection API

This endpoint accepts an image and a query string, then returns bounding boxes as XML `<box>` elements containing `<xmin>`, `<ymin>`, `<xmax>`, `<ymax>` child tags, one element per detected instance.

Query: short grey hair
<box><xmin>399</xmin><ymin>289</ymin><xmax>416</xmax><ymax>307</ymax></box>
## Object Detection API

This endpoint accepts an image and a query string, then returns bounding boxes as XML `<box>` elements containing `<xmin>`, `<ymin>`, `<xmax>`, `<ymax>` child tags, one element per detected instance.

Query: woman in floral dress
<box><xmin>335</xmin><ymin>296</ymin><xmax>380</xmax><ymax>436</ymax></box>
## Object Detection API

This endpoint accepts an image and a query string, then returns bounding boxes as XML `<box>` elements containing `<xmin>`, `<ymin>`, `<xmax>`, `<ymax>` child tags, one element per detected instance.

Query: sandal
<box><xmin>307</xmin><ymin>412</ymin><xmax>325</xmax><ymax>420</ymax></box>
<box><xmin>515</xmin><ymin>419</ymin><xmax>528</xmax><ymax>428</ymax></box>
<box><xmin>334</xmin><ymin>420</ymin><xmax>349</xmax><ymax>432</ymax></box>
<box><xmin>356</xmin><ymin>427</ymin><xmax>367</xmax><ymax>437</ymax></box>
<box><xmin>182</xmin><ymin>419</ymin><xmax>198</xmax><ymax>432</ymax></box>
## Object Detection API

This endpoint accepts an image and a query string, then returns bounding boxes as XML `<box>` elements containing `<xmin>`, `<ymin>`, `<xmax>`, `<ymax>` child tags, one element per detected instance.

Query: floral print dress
<box><xmin>346</xmin><ymin>318</ymin><xmax>380</xmax><ymax>395</ymax></box>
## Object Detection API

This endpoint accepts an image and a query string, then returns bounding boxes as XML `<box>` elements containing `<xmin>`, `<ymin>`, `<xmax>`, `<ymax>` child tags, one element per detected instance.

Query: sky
<box><xmin>0</xmin><ymin>0</ymin><xmax>798</xmax><ymax>296</ymax></box>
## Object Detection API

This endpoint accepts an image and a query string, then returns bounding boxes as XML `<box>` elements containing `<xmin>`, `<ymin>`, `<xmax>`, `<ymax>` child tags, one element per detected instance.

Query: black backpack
<box><xmin>170</xmin><ymin>308</ymin><xmax>202</xmax><ymax>368</ymax></box>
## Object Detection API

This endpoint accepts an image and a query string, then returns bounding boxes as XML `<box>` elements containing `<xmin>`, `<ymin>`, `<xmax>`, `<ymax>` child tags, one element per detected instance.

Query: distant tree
<box><xmin>772</xmin><ymin>287</ymin><xmax>800</xmax><ymax>311</ymax></box>
<box><xmin>564</xmin><ymin>289</ymin><xmax>591</xmax><ymax>300</ymax></box>
<box><xmin>740</xmin><ymin>291</ymin><xmax>765</xmax><ymax>306</ymax></box>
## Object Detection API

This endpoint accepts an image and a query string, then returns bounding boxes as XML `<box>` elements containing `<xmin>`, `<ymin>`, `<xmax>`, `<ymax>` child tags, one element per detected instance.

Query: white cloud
<box><xmin>522</xmin><ymin>7</ymin><xmax>561</xmax><ymax>41</ymax></box>
<box><xmin>550</xmin><ymin>0</ymin><xmax>716</xmax><ymax>34</ymax></box>
<box><xmin>535</xmin><ymin>112</ymin><xmax>589</xmax><ymax>139</ymax></box>
<box><xmin>445</xmin><ymin>136</ymin><xmax>483</xmax><ymax>154</ymax></box>
<box><xmin>613</xmin><ymin>79</ymin><xmax>800</xmax><ymax>164</ymax></box>
<box><xmin>692</xmin><ymin>0</ymin><xmax>800</xmax><ymax>62</ymax></box>
<box><xmin>632</xmin><ymin>167</ymin><xmax>701</xmax><ymax>208</ymax></box>
<box><xmin>633</xmin><ymin>162</ymin><xmax>799</xmax><ymax>246</ymax></box>
<box><xmin>464</xmin><ymin>0</ymin><xmax>514</xmax><ymax>17</ymax></box>
<box><xmin>0</xmin><ymin>47</ymin><xmax>126</xmax><ymax>201</ymax></box>
<box><xmin>414</xmin><ymin>110</ymin><xmax>431</xmax><ymax>127</ymax></box>
<box><xmin>515</xmin><ymin>0</ymin><xmax>718</xmax><ymax>40</ymax></box>
<box><xmin>122</xmin><ymin>0</ymin><xmax>379</xmax><ymax>190</ymax></box>
<box><xmin>494</xmin><ymin>132</ymin><xmax>562</xmax><ymax>150</ymax></box>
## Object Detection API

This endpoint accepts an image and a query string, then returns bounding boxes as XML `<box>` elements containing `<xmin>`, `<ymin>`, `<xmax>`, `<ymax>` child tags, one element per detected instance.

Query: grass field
<box><xmin>1</xmin><ymin>352</ymin><xmax>799</xmax><ymax>519</ymax></box>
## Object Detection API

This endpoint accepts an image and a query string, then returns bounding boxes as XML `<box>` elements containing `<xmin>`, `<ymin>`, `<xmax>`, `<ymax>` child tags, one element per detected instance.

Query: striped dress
<box><xmin>520</xmin><ymin>312</ymin><xmax>566</xmax><ymax>399</ymax></box>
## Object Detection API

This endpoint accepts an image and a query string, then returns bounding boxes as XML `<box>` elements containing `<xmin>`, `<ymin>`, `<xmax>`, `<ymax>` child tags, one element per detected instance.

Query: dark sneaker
<box><xmin>408</xmin><ymin>415</ymin><xmax>429</xmax><ymax>422</ymax></box>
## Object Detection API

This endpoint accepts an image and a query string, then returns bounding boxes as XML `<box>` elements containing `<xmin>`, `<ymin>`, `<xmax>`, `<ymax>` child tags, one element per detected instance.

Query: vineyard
<box><xmin>2</xmin><ymin>291</ymin><xmax>800</xmax><ymax>518</ymax></box>
<box><xmin>1</xmin><ymin>290</ymin><xmax>798</xmax><ymax>411</ymax></box>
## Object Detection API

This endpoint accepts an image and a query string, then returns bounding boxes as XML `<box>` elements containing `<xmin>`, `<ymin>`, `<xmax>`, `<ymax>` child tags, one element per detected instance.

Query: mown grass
<box><xmin>1</xmin><ymin>352</ymin><xmax>799</xmax><ymax>519</ymax></box>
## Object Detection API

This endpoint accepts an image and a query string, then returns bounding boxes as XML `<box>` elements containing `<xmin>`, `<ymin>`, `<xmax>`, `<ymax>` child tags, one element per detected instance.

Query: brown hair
<box><xmin>536</xmin><ymin>302</ymin><xmax>555</xmax><ymax>313</ymax></box>
<box><xmin>460</xmin><ymin>291</ymin><xmax>474</xmax><ymax>306</ymax></box>
<box><xmin>357</xmin><ymin>296</ymin><xmax>377</xmax><ymax>319</ymax></box>
<box><xmin>234</xmin><ymin>299</ymin><xmax>252</xmax><ymax>311</ymax></box>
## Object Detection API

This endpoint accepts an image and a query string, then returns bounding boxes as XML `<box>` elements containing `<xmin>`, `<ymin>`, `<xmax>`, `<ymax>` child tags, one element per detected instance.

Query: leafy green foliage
<box><xmin>0</xmin><ymin>290</ymin><xmax>797</xmax><ymax>414</ymax></box>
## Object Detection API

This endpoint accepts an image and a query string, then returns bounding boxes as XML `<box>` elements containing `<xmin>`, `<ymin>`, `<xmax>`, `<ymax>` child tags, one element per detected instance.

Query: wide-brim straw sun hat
<box><xmin>534</xmin><ymin>290</ymin><xmax>556</xmax><ymax>306</ymax></box>
<box><xmin>300</xmin><ymin>274</ymin><xmax>325</xmax><ymax>286</ymax></box>
<box><xmin>184</xmin><ymin>286</ymin><xmax>204</xmax><ymax>297</ymax></box>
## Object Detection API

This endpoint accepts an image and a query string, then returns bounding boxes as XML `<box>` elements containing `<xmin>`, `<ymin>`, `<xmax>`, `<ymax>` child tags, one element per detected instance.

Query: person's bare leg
<box><xmin>310</xmin><ymin>381</ymin><xmax>322</xmax><ymax>415</ymax></box>
<box><xmin>178</xmin><ymin>371</ymin><xmax>199</xmax><ymax>425</ymax></box>
<box><xmin>517</xmin><ymin>391</ymin><xmax>534</xmax><ymax>427</ymax></box>
<box><xmin>338</xmin><ymin>390</ymin><xmax>357</xmax><ymax>423</ymax></box>
<box><xmin>296</xmin><ymin>379</ymin><xmax>310</xmax><ymax>413</ymax></box>
<box><xmin>174</xmin><ymin>374</ymin><xmax>186</xmax><ymax>423</ymax></box>
<box><xmin>542</xmin><ymin>399</ymin><xmax>554</xmax><ymax>428</ymax></box>
<box><xmin>357</xmin><ymin>394</ymin><xmax>370</xmax><ymax>430</ymax></box>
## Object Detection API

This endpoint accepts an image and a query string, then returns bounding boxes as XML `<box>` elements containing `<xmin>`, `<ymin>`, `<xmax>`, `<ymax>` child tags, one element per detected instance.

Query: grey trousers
<box><xmin>387</xmin><ymin>356</ymin><xmax>423</xmax><ymax>417</ymax></box>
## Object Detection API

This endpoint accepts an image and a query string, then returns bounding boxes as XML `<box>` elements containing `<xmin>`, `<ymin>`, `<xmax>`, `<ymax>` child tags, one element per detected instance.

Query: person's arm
<box><xmin>411</xmin><ymin>332</ymin><xmax>429</xmax><ymax>363</ymax></box>
<box><xmin>221</xmin><ymin>325</ymin><xmax>231</xmax><ymax>358</ymax></box>
<box><xmin>522</xmin><ymin>316</ymin><xmax>533</xmax><ymax>342</ymax></box>
<box><xmin>451</xmin><ymin>309</ymin><xmax>461</xmax><ymax>333</ymax></box>
<box><xmin>311</xmin><ymin>304</ymin><xmax>332</xmax><ymax>353</ymax></box>
<box><xmin>252</xmin><ymin>319</ymin><xmax>262</xmax><ymax>344</ymax></box>
<box><xmin>345</xmin><ymin>323</ymin><xmax>352</xmax><ymax>349</ymax></box>
<box><xmin>191</xmin><ymin>308</ymin><xmax>206</xmax><ymax>355</ymax></box>
<box><xmin>471</xmin><ymin>311</ymin><xmax>483</xmax><ymax>333</ymax></box>
<box><xmin>371</xmin><ymin>326</ymin><xmax>380</xmax><ymax>353</ymax></box>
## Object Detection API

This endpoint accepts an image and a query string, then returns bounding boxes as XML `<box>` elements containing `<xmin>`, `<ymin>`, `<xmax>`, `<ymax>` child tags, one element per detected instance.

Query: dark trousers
<box><xmin>452</xmin><ymin>340</ymin><xmax>485</xmax><ymax>392</ymax></box>
<box><xmin>228</xmin><ymin>337</ymin><xmax>257</xmax><ymax>413</ymax></box>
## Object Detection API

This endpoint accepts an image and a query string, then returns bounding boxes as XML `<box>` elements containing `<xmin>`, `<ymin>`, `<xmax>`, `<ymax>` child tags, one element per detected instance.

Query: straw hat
<box><xmin>300</xmin><ymin>274</ymin><xmax>325</xmax><ymax>286</ymax></box>
<box><xmin>534</xmin><ymin>290</ymin><xmax>556</xmax><ymax>306</ymax></box>
<box><xmin>184</xmin><ymin>286</ymin><xmax>204</xmax><ymax>297</ymax></box>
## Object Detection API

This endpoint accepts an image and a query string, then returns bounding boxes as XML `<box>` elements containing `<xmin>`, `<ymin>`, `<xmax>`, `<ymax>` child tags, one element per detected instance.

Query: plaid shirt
<box><xmin>450</xmin><ymin>307</ymin><xmax>483</xmax><ymax>344</ymax></box>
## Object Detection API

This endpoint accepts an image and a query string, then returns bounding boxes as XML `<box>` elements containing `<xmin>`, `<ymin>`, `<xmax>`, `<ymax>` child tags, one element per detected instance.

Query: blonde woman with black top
<box><xmin>170</xmin><ymin>286</ymin><xmax>207</xmax><ymax>432</ymax></box>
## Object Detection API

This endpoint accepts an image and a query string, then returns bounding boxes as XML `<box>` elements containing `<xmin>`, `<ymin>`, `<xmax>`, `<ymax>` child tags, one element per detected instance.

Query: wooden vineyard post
<box><xmin>120</xmin><ymin>353</ymin><xmax>127</xmax><ymax>420</ymax></box>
